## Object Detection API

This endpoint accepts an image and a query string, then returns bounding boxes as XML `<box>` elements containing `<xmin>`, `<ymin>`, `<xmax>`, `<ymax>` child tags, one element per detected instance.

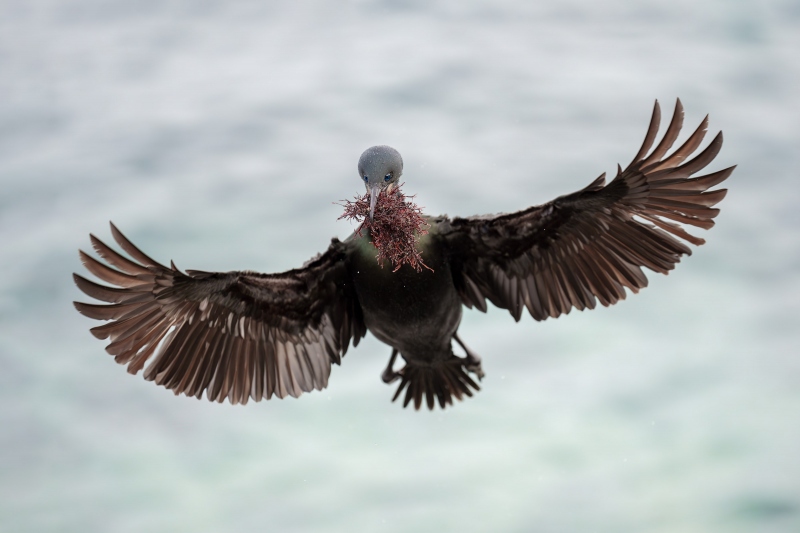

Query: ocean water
<box><xmin>1</xmin><ymin>1</ymin><xmax>799</xmax><ymax>532</ymax></box>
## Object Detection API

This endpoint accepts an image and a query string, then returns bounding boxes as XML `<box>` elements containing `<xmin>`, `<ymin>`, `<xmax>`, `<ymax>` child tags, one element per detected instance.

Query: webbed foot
<box><xmin>454</xmin><ymin>333</ymin><xmax>485</xmax><ymax>380</ymax></box>
<box><xmin>381</xmin><ymin>348</ymin><xmax>401</xmax><ymax>384</ymax></box>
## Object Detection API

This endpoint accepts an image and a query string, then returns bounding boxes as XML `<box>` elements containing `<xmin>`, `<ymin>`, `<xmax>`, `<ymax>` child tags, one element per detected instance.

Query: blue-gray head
<box><xmin>358</xmin><ymin>145</ymin><xmax>403</xmax><ymax>220</ymax></box>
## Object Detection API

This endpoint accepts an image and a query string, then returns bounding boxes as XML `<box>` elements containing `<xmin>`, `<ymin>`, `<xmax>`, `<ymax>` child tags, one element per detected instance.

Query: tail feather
<box><xmin>391</xmin><ymin>356</ymin><xmax>481</xmax><ymax>410</ymax></box>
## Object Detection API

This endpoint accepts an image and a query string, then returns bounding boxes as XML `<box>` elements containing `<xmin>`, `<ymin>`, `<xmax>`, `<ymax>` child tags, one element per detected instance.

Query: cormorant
<box><xmin>73</xmin><ymin>100</ymin><xmax>734</xmax><ymax>410</ymax></box>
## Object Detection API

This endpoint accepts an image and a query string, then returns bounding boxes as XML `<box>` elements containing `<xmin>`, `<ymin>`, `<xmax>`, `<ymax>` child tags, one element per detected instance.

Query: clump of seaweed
<box><xmin>339</xmin><ymin>185</ymin><xmax>432</xmax><ymax>272</ymax></box>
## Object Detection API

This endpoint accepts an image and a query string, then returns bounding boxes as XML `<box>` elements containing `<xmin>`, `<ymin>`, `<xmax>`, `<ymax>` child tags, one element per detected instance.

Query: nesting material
<box><xmin>339</xmin><ymin>185</ymin><xmax>432</xmax><ymax>272</ymax></box>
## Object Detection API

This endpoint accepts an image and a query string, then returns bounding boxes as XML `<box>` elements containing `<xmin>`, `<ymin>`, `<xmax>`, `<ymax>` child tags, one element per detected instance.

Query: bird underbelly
<box><xmin>361</xmin><ymin>285</ymin><xmax>462</xmax><ymax>358</ymax></box>
<box><xmin>347</xmin><ymin>234</ymin><xmax>462</xmax><ymax>360</ymax></box>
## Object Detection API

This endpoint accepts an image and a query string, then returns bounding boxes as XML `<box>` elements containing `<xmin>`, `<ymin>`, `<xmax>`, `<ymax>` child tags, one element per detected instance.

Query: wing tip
<box><xmin>73</xmin><ymin>300</ymin><xmax>91</xmax><ymax>317</ymax></box>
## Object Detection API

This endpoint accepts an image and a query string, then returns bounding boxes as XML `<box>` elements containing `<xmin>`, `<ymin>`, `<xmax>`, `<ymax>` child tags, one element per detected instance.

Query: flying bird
<box><xmin>73</xmin><ymin>100</ymin><xmax>734</xmax><ymax>410</ymax></box>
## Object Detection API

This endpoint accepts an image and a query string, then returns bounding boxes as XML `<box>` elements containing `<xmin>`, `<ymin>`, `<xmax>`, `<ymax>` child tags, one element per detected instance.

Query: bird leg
<box><xmin>453</xmin><ymin>333</ymin><xmax>485</xmax><ymax>380</ymax></box>
<box><xmin>381</xmin><ymin>348</ymin><xmax>401</xmax><ymax>384</ymax></box>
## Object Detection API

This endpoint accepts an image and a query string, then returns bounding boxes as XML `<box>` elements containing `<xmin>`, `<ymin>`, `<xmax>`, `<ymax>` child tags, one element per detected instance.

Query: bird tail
<box><xmin>391</xmin><ymin>356</ymin><xmax>481</xmax><ymax>410</ymax></box>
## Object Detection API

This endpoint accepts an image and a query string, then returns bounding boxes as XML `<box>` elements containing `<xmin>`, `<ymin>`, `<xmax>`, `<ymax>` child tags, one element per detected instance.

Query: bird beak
<box><xmin>369</xmin><ymin>184</ymin><xmax>379</xmax><ymax>221</ymax></box>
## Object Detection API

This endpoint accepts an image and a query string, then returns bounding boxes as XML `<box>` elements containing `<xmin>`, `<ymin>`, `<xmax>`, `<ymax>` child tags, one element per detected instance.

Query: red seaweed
<box><xmin>338</xmin><ymin>185</ymin><xmax>433</xmax><ymax>272</ymax></box>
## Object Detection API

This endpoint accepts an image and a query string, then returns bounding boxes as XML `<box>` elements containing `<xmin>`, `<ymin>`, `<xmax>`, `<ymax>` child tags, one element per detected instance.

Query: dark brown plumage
<box><xmin>74</xmin><ymin>99</ymin><xmax>733</xmax><ymax>409</ymax></box>
<box><xmin>74</xmin><ymin>227</ymin><xmax>365</xmax><ymax>404</ymax></box>
<box><xmin>442</xmin><ymin>100</ymin><xmax>733</xmax><ymax>321</ymax></box>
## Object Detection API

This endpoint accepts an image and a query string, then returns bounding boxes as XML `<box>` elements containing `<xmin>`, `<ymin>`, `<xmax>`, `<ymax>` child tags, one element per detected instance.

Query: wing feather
<box><xmin>442</xmin><ymin>100</ymin><xmax>733</xmax><ymax>321</ymax></box>
<box><xmin>74</xmin><ymin>224</ymin><xmax>365</xmax><ymax>403</ymax></box>
<box><xmin>109</xmin><ymin>222</ymin><xmax>169</xmax><ymax>270</ymax></box>
<box><xmin>640</xmin><ymin>99</ymin><xmax>684</xmax><ymax>167</ymax></box>
<box><xmin>630</xmin><ymin>101</ymin><xmax>662</xmax><ymax>164</ymax></box>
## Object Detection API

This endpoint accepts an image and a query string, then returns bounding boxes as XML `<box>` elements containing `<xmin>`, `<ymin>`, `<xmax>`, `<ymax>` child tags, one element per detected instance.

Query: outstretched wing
<box><xmin>441</xmin><ymin>99</ymin><xmax>735</xmax><ymax>321</ymax></box>
<box><xmin>74</xmin><ymin>223</ymin><xmax>366</xmax><ymax>404</ymax></box>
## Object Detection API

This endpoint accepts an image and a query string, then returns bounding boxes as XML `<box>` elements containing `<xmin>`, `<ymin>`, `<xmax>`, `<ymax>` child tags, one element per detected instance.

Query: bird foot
<box><xmin>454</xmin><ymin>333</ymin><xmax>484</xmax><ymax>381</ymax></box>
<box><xmin>381</xmin><ymin>366</ymin><xmax>401</xmax><ymax>384</ymax></box>
<box><xmin>381</xmin><ymin>348</ymin><xmax>401</xmax><ymax>384</ymax></box>
<box><xmin>463</xmin><ymin>355</ymin><xmax>485</xmax><ymax>381</ymax></box>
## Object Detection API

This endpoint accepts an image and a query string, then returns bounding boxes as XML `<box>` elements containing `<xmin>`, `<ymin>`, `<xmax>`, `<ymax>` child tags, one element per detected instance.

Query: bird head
<box><xmin>358</xmin><ymin>145</ymin><xmax>403</xmax><ymax>220</ymax></box>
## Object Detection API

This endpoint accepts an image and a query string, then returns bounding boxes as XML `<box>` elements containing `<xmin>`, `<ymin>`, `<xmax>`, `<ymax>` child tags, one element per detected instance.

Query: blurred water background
<box><xmin>1</xmin><ymin>1</ymin><xmax>799</xmax><ymax>532</ymax></box>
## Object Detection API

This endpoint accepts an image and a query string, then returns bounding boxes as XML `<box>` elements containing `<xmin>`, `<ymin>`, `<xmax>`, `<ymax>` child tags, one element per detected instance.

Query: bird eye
<box><xmin>363</xmin><ymin>175</ymin><xmax>368</xmax><ymax>182</ymax></box>
<box><xmin>384</xmin><ymin>173</ymin><xmax>392</xmax><ymax>182</ymax></box>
